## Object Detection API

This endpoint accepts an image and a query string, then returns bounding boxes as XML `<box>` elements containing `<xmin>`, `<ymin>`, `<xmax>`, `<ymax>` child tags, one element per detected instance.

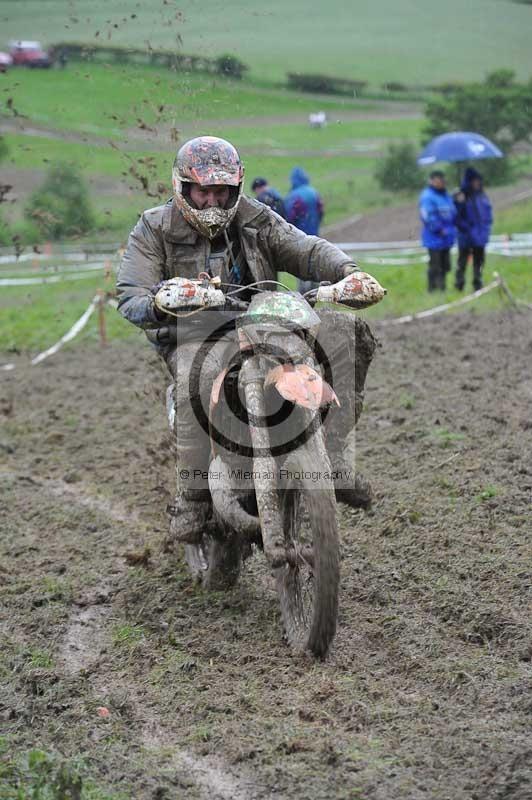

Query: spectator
<box><xmin>419</xmin><ymin>170</ymin><xmax>456</xmax><ymax>292</ymax></box>
<box><xmin>453</xmin><ymin>167</ymin><xmax>493</xmax><ymax>291</ymax></box>
<box><xmin>285</xmin><ymin>167</ymin><xmax>324</xmax><ymax>292</ymax></box>
<box><xmin>250</xmin><ymin>177</ymin><xmax>286</xmax><ymax>218</ymax></box>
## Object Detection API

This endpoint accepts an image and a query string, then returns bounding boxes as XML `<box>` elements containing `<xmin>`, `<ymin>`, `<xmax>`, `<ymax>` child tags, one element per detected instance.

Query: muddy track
<box><xmin>1</xmin><ymin>310</ymin><xmax>531</xmax><ymax>798</ymax></box>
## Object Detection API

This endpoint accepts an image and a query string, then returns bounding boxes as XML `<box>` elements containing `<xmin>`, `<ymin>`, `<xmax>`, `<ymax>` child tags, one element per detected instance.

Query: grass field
<box><xmin>494</xmin><ymin>198</ymin><xmax>532</xmax><ymax>234</ymax></box>
<box><xmin>0</xmin><ymin>60</ymin><xmax>427</xmax><ymax>236</ymax></box>
<box><xmin>2</xmin><ymin>0</ymin><xmax>532</xmax><ymax>84</ymax></box>
<box><xmin>1</xmin><ymin>65</ymin><xmax>377</xmax><ymax>138</ymax></box>
<box><xmin>2</xmin><ymin>87</ymin><xmax>423</xmax><ymax>232</ymax></box>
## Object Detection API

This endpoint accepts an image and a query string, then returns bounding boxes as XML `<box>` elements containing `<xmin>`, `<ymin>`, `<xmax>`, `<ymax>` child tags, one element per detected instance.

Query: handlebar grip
<box><xmin>224</xmin><ymin>296</ymin><xmax>249</xmax><ymax>312</ymax></box>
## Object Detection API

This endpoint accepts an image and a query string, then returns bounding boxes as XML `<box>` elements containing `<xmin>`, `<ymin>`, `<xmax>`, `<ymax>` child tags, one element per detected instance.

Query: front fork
<box><xmin>240</xmin><ymin>355</ymin><xmax>287</xmax><ymax>567</ymax></box>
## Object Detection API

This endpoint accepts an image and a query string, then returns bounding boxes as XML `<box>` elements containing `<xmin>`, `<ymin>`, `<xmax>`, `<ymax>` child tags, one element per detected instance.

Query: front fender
<box><xmin>264</xmin><ymin>364</ymin><xmax>339</xmax><ymax>411</ymax></box>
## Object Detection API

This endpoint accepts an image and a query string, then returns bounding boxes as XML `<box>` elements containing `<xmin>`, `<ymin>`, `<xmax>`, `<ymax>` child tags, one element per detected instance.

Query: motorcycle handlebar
<box><xmin>223</xmin><ymin>295</ymin><xmax>249</xmax><ymax>312</ymax></box>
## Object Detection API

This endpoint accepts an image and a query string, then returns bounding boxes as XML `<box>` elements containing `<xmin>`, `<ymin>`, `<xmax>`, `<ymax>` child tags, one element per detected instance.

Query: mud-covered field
<box><xmin>1</xmin><ymin>309</ymin><xmax>531</xmax><ymax>799</ymax></box>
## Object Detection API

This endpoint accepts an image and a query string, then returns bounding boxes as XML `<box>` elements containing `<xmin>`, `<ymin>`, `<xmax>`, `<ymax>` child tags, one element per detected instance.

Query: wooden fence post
<box><xmin>97</xmin><ymin>289</ymin><xmax>107</xmax><ymax>347</ymax></box>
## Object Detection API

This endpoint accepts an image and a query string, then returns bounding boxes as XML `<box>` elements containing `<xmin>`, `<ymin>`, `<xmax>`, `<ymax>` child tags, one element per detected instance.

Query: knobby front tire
<box><xmin>276</xmin><ymin>443</ymin><xmax>340</xmax><ymax>659</ymax></box>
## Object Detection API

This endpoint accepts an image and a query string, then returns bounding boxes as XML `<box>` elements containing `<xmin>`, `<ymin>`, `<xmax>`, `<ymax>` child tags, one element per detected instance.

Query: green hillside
<box><xmin>1</xmin><ymin>0</ymin><xmax>531</xmax><ymax>84</ymax></box>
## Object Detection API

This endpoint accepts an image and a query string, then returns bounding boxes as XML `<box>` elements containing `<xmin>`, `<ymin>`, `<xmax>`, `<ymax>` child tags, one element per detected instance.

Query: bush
<box><xmin>215</xmin><ymin>54</ymin><xmax>248</xmax><ymax>80</ymax></box>
<box><xmin>25</xmin><ymin>163</ymin><xmax>95</xmax><ymax>240</ymax></box>
<box><xmin>375</xmin><ymin>141</ymin><xmax>425</xmax><ymax>192</ymax></box>
<box><xmin>381</xmin><ymin>81</ymin><xmax>408</xmax><ymax>92</ymax></box>
<box><xmin>287</xmin><ymin>72</ymin><xmax>367</xmax><ymax>96</ymax></box>
<box><xmin>484</xmin><ymin>68</ymin><xmax>516</xmax><ymax>89</ymax></box>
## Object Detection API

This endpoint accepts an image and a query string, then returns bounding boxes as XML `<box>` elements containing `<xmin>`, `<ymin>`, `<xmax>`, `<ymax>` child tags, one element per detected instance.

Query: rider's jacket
<box><xmin>116</xmin><ymin>195</ymin><xmax>356</xmax><ymax>334</ymax></box>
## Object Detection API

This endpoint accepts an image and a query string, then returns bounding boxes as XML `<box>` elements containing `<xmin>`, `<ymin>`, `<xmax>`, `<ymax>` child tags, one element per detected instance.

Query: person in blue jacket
<box><xmin>285</xmin><ymin>167</ymin><xmax>324</xmax><ymax>291</ymax></box>
<box><xmin>453</xmin><ymin>167</ymin><xmax>493</xmax><ymax>291</ymax></box>
<box><xmin>419</xmin><ymin>170</ymin><xmax>457</xmax><ymax>292</ymax></box>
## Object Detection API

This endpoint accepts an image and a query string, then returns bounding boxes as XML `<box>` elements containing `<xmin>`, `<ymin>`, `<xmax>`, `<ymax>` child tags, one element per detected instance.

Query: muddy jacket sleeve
<box><xmin>116</xmin><ymin>213</ymin><xmax>167</xmax><ymax>329</ymax></box>
<box><xmin>260</xmin><ymin>215</ymin><xmax>356</xmax><ymax>283</ymax></box>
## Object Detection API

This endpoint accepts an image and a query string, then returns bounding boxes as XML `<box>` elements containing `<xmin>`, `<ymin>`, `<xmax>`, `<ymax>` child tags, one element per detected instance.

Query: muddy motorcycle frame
<box><xmin>156</xmin><ymin>272</ymin><xmax>385</xmax><ymax>658</ymax></box>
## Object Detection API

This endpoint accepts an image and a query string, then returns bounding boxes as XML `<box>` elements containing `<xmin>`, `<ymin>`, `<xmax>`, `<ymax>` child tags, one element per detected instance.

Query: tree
<box><xmin>214</xmin><ymin>54</ymin><xmax>248</xmax><ymax>80</ymax></box>
<box><xmin>375</xmin><ymin>141</ymin><xmax>425</xmax><ymax>192</ymax></box>
<box><xmin>25</xmin><ymin>162</ymin><xmax>95</xmax><ymax>240</ymax></box>
<box><xmin>423</xmin><ymin>70</ymin><xmax>532</xmax><ymax>184</ymax></box>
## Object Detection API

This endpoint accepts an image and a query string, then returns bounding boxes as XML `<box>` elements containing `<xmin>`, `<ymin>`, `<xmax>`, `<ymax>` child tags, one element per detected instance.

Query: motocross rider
<box><xmin>116</xmin><ymin>136</ymin><xmax>377</xmax><ymax>543</ymax></box>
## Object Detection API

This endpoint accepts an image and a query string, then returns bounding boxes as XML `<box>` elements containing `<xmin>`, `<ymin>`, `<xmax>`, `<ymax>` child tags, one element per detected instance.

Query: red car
<box><xmin>0</xmin><ymin>52</ymin><xmax>13</xmax><ymax>72</ymax></box>
<box><xmin>9</xmin><ymin>40</ymin><xmax>52</xmax><ymax>68</ymax></box>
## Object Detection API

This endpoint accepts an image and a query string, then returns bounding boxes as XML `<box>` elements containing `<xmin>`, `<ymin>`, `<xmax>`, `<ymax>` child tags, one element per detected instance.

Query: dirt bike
<box><xmin>155</xmin><ymin>271</ymin><xmax>385</xmax><ymax>658</ymax></box>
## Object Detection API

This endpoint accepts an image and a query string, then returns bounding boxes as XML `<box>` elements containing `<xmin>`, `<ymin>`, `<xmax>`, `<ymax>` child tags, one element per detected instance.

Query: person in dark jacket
<box><xmin>419</xmin><ymin>170</ymin><xmax>457</xmax><ymax>292</ymax></box>
<box><xmin>453</xmin><ymin>167</ymin><xmax>493</xmax><ymax>291</ymax></box>
<box><xmin>250</xmin><ymin>177</ymin><xmax>286</xmax><ymax>218</ymax></box>
<box><xmin>285</xmin><ymin>167</ymin><xmax>324</xmax><ymax>292</ymax></box>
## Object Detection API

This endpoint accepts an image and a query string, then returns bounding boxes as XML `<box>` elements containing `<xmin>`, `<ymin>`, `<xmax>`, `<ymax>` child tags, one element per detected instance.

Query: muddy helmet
<box><xmin>172</xmin><ymin>136</ymin><xmax>245</xmax><ymax>239</ymax></box>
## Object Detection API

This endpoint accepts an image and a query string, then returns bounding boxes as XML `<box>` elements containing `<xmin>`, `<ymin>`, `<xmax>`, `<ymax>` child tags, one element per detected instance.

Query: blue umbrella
<box><xmin>417</xmin><ymin>132</ymin><xmax>503</xmax><ymax>165</ymax></box>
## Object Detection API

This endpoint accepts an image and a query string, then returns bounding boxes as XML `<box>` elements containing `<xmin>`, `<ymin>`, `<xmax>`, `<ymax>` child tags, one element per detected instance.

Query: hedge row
<box><xmin>287</xmin><ymin>72</ymin><xmax>469</xmax><ymax>97</ymax></box>
<box><xmin>287</xmin><ymin>72</ymin><xmax>367</xmax><ymax>96</ymax></box>
<box><xmin>49</xmin><ymin>43</ymin><xmax>248</xmax><ymax>79</ymax></box>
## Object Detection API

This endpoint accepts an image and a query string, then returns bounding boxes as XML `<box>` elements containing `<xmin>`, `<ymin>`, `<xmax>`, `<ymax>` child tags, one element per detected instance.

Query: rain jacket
<box><xmin>454</xmin><ymin>167</ymin><xmax>493</xmax><ymax>248</ymax></box>
<box><xmin>284</xmin><ymin>167</ymin><xmax>324</xmax><ymax>235</ymax></box>
<box><xmin>116</xmin><ymin>195</ymin><xmax>355</xmax><ymax>335</ymax></box>
<box><xmin>419</xmin><ymin>185</ymin><xmax>457</xmax><ymax>250</ymax></box>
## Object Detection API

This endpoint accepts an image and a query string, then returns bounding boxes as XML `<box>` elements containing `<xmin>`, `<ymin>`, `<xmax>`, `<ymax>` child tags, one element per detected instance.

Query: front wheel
<box><xmin>276</xmin><ymin>442</ymin><xmax>340</xmax><ymax>658</ymax></box>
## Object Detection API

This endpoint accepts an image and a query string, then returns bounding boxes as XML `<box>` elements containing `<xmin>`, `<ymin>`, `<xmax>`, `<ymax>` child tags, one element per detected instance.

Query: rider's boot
<box><xmin>167</xmin><ymin>489</ymin><xmax>211</xmax><ymax>544</ymax></box>
<box><xmin>331</xmin><ymin>451</ymin><xmax>373</xmax><ymax>511</ymax></box>
<box><xmin>335</xmin><ymin>471</ymin><xmax>373</xmax><ymax>510</ymax></box>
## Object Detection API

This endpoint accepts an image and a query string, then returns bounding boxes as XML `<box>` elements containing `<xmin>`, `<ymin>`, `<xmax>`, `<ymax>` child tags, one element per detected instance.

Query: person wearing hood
<box><xmin>453</xmin><ymin>167</ymin><xmax>493</xmax><ymax>291</ymax></box>
<box><xmin>285</xmin><ymin>167</ymin><xmax>324</xmax><ymax>291</ymax></box>
<box><xmin>419</xmin><ymin>170</ymin><xmax>457</xmax><ymax>292</ymax></box>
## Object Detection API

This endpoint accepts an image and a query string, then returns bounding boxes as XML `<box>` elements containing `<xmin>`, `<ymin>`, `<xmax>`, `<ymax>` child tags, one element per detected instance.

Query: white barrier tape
<box><xmin>333</xmin><ymin>233</ymin><xmax>532</xmax><ymax>255</ymax></box>
<box><xmin>0</xmin><ymin>261</ymin><xmax>116</xmax><ymax>279</ymax></box>
<box><xmin>377</xmin><ymin>279</ymin><xmax>501</xmax><ymax>326</ymax></box>
<box><xmin>489</xmin><ymin>248</ymin><xmax>532</xmax><ymax>257</ymax></box>
<box><xmin>0</xmin><ymin>272</ymin><xmax>107</xmax><ymax>287</ymax></box>
<box><xmin>1</xmin><ymin>296</ymin><xmax>99</xmax><ymax>371</ymax></box>
<box><xmin>0</xmin><ymin>251</ymin><xmax>118</xmax><ymax>265</ymax></box>
<box><xmin>334</xmin><ymin>240</ymin><xmax>420</xmax><ymax>252</ymax></box>
<box><xmin>359</xmin><ymin>256</ymin><xmax>428</xmax><ymax>266</ymax></box>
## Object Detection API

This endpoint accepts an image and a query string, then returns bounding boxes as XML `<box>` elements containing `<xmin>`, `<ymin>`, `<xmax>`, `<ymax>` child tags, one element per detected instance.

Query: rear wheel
<box><xmin>276</xmin><ymin>443</ymin><xmax>339</xmax><ymax>658</ymax></box>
